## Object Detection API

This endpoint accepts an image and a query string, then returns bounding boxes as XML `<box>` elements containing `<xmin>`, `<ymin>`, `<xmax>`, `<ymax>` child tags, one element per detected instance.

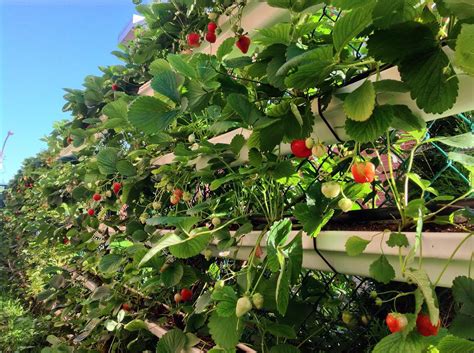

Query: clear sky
<box><xmin>0</xmin><ymin>0</ymin><xmax>141</xmax><ymax>184</ymax></box>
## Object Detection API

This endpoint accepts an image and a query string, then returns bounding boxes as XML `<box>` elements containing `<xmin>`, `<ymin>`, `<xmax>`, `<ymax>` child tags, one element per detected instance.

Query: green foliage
<box><xmin>2</xmin><ymin>0</ymin><xmax>473</xmax><ymax>351</ymax></box>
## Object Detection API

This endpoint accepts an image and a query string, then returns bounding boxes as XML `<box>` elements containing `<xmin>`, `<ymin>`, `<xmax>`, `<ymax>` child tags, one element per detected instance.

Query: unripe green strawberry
<box><xmin>105</xmin><ymin>190</ymin><xmax>112</xmax><ymax>198</ymax></box>
<box><xmin>342</xmin><ymin>311</ymin><xmax>353</xmax><ymax>325</ymax></box>
<box><xmin>361</xmin><ymin>314</ymin><xmax>370</xmax><ymax>326</ymax></box>
<box><xmin>188</xmin><ymin>133</ymin><xmax>196</xmax><ymax>143</ymax></box>
<box><xmin>311</xmin><ymin>144</ymin><xmax>326</xmax><ymax>158</ymax></box>
<box><xmin>211</xmin><ymin>217</ymin><xmax>221</xmax><ymax>226</ymax></box>
<box><xmin>236</xmin><ymin>296</ymin><xmax>252</xmax><ymax>317</ymax></box>
<box><xmin>214</xmin><ymin>280</ymin><xmax>225</xmax><ymax>290</ymax></box>
<box><xmin>375</xmin><ymin>297</ymin><xmax>383</xmax><ymax>306</ymax></box>
<box><xmin>305</xmin><ymin>137</ymin><xmax>314</xmax><ymax>149</ymax></box>
<box><xmin>252</xmin><ymin>293</ymin><xmax>264</xmax><ymax>309</ymax></box>
<box><xmin>338</xmin><ymin>198</ymin><xmax>353</xmax><ymax>212</ymax></box>
<box><xmin>208</xmin><ymin>12</ymin><xmax>218</xmax><ymax>20</ymax></box>
<box><xmin>166</xmin><ymin>184</ymin><xmax>173</xmax><ymax>192</ymax></box>
<box><xmin>204</xmin><ymin>249</ymin><xmax>213</xmax><ymax>261</ymax></box>
<box><xmin>182</xmin><ymin>192</ymin><xmax>192</xmax><ymax>202</ymax></box>
<box><xmin>370</xmin><ymin>290</ymin><xmax>378</xmax><ymax>298</ymax></box>
<box><xmin>152</xmin><ymin>201</ymin><xmax>162</xmax><ymax>210</ymax></box>
<box><xmin>321</xmin><ymin>181</ymin><xmax>341</xmax><ymax>199</ymax></box>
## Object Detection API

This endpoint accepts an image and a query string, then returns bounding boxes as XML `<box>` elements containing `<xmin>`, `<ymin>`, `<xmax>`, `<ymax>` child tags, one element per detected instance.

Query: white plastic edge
<box><xmin>207</xmin><ymin>230</ymin><xmax>473</xmax><ymax>288</ymax></box>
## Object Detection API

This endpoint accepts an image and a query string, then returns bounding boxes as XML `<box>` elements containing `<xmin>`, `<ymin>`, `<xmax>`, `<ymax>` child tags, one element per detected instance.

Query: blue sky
<box><xmin>0</xmin><ymin>0</ymin><xmax>140</xmax><ymax>183</ymax></box>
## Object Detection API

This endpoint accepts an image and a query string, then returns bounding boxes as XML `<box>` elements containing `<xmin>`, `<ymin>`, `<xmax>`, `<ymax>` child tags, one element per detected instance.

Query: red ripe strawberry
<box><xmin>111</xmin><ymin>83</ymin><xmax>119</xmax><ymax>91</ymax></box>
<box><xmin>416</xmin><ymin>313</ymin><xmax>440</xmax><ymax>336</ymax></box>
<box><xmin>291</xmin><ymin>139</ymin><xmax>312</xmax><ymax>158</ymax></box>
<box><xmin>180</xmin><ymin>288</ymin><xmax>193</xmax><ymax>302</ymax></box>
<box><xmin>205</xmin><ymin>31</ymin><xmax>217</xmax><ymax>43</ymax></box>
<box><xmin>386</xmin><ymin>313</ymin><xmax>408</xmax><ymax>333</ymax></box>
<box><xmin>63</xmin><ymin>237</ymin><xmax>70</xmax><ymax>245</ymax></box>
<box><xmin>351</xmin><ymin>161</ymin><xmax>376</xmax><ymax>183</ymax></box>
<box><xmin>208</xmin><ymin>22</ymin><xmax>217</xmax><ymax>32</ymax></box>
<box><xmin>122</xmin><ymin>303</ymin><xmax>131</xmax><ymax>311</ymax></box>
<box><xmin>173</xmin><ymin>189</ymin><xmax>184</xmax><ymax>198</ymax></box>
<box><xmin>87</xmin><ymin>209</ymin><xmax>95</xmax><ymax>216</ymax></box>
<box><xmin>236</xmin><ymin>35</ymin><xmax>251</xmax><ymax>54</ymax></box>
<box><xmin>92</xmin><ymin>193</ymin><xmax>101</xmax><ymax>202</ymax></box>
<box><xmin>67</xmin><ymin>136</ymin><xmax>73</xmax><ymax>144</ymax></box>
<box><xmin>187</xmin><ymin>33</ymin><xmax>201</xmax><ymax>48</ymax></box>
<box><xmin>113</xmin><ymin>182</ymin><xmax>122</xmax><ymax>194</ymax></box>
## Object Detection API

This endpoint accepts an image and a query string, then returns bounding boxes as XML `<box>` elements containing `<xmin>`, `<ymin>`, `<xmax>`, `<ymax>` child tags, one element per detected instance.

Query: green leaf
<box><xmin>116</xmin><ymin>160</ymin><xmax>137</xmax><ymax>177</ymax></box>
<box><xmin>400</xmin><ymin>48</ymin><xmax>459</xmax><ymax>114</ymax></box>
<box><xmin>367</xmin><ymin>22</ymin><xmax>437</xmax><ymax>64</ymax></box>
<box><xmin>102</xmin><ymin>99</ymin><xmax>128</xmax><ymax>121</ymax></box>
<box><xmin>369</xmin><ymin>255</ymin><xmax>395</xmax><ymax>284</ymax></box>
<box><xmin>345</xmin><ymin>236</ymin><xmax>370</xmax><ymax>256</ymax></box>
<box><xmin>146</xmin><ymin>216</ymin><xmax>199</xmax><ymax>232</ymax></box>
<box><xmin>444</xmin><ymin>0</ymin><xmax>474</xmax><ymax>19</ymax></box>
<box><xmin>389</xmin><ymin>105</ymin><xmax>425</xmax><ymax>132</ymax></box>
<box><xmin>211</xmin><ymin>286</ymin><xmax>237</xmax><ymax>317</ymax></box>
<box><xmin>139</xmin><ymin>233</ymin><xmax>183</xmax><ymax>266</ymax></box>
<box><xmin>90</xmin><ymin>286</ymin><xmax>111</xmax><ymax>301</ymax></box>
<box><xmin>372</xmin><ymin>0</ymin><xmax>420</xmax><ymax>29</ymax></box>
<box><xmin>267</xmin><ymin>56</ymin><xmax>286</xmax><ymax>89</ymax></box>
<box><xmin>267</xmin><ymin>219</ymin><xmax>292</xmax><ymax>248</ymax></box>
<box><xmin>255</xmin><ymin>23</ymin><xmax>292</xmax><ymax>46</ymax></box>
<box><xmin>97</xmin><ymin>148</ymin><xmax>119</xmax><ymax>175</ymax></box>
<box><xmin>208</xmin><ymin>312</ymin><xmax>243</xmax><ymax>350</ymax></box>
<box><xmin>386</xmin><ymin>233</ymin><xmax>409</xmax><ymax>248</ymax></box>
<box><xmin>345</xmin><ymin>104</ymin><xmax>394</xmax><ymax>143</ymax></box>
<box><xmin>294</xmin><ymin>204</ymin><xmax>334</xmax><ymax>237</ymax></box>
<box><xmin>151</xmin><ymin>70</ymin><xmax>181</xmax><ymax>103</ymax></box>
<box><xmin>372</xmin><ymin>332</ymin><xmax>425</xmax><ymax>353</ymax></box>
<box><xmin>406</xmin><ymin>268</ymin><xmax>439</xmax><ymax>325</ymax></box>
<box><xmin>161</xmin><ymin>262</ymin><xmax>184</xmax><ymax>287</ymax></box>
<box><xmin>230</xmin><ymin>134</ymin><xmax>246</xmax><ymax>155</ymax></box>
<box><xmin>169</xmin><ymin>233</ymin><xmax>212</xmax><ymax>259</ymax></box>
<box><xmin>332</xmin><ymin>0</ymin><xmax>374</xmax><ymax>9</ymax></box>
<box><xmin>276</xmin><ymin>46</ymin><xmax>333</xmax><ymax>77</ymax></box>
<box><xmin>284</xmin><ymin>60</ymin><xmax>334</xmax><ymax>90</ymax></box>
<box><xmin>267</xmin><ymin>0</ymin><xmax>322</xmax><ymax>11</ymax></box>
<box><xmin>149</xmin><ymin>58</ymin><xmax>172</xmax><ymax>75</ymax></box>
<box><xmin>344</xmin><ymin>80</ymin><xmax>376</xmax><ymax>121</ymax></box>
<box><xmin>431</xmin><ymin>133</ymin><xmax>474</xmax><ymax>149</ymax></box>
<box><xmin>333</xmin><ymin>7</ymin><xmax>374</xmax><ymax>53</ymax></box>
<box><xmin>224</xmin><ymin>56</ymin><xmax>253</xmax><ymax>68</ymax></box>
<box><xmin>448</xmin><ymin>152</ymin><xmax>474</xmax><ymax>169</ymax></box>
<box><xmin>195</xmin><ymin>291</ymin><xmax>212</xmax><ymax>314</ymax></box>
<box><xmin>124</xmin><ymin>319</ymin><xmax>148</xmax><ymax>332</ymax></box>
<box><xmin>266</xmin><ymin>323</ymin><xmax>297</xmax><ymax>339</ymax></box>
<box><xmin>156</xmin><ymin>329</ymin><xmax>187</xmax><ymax>353</ymax></box>
<box><xmin>167</xmin><ymin>54</ymin><xmax>197</xmax><ymax>79</ymax></box>
<box><xmin>227</xmin><ymin>94</ymin><xmax>263</xmax><ymax>126</ymax></box>
<box><xmin>452</xmin><ymin>276</ymin><xmax>474</xmax><ymax>314</ymax></box>
<box><xmin>98</xmin><ymin>254</ymin><xmax>124</xmax><ymax>274</ymax></box>
<box><xmin>450</xmin><ymin>313</ymin><xmax>474</xmax><ymax>339</ymax></box>
<box><xmin>269</xmin><ymin>344</ymin><xmax>301</xmax><ymax>353</ymax></box>
<box><xmin>128</xmin><ymin>96</ymin><xmax>178</xmax><ymax>134</ymax></box>
<box><xmin>373</xmin><ymin>79</ymin><xmax>410</xmax><ymax>93</ymax></box>
<box><xmin>217</xmin><ymin>37</ymin><xmax>236</xmax><ymax>61</ymax></box>
<box><xmin>438</xmin><ymin>335</ymin><xmax>474</xmax><ymax>353</ymax></box>
<box><xmin>248</xmin><ymin>147</ymin><xmax>263</xmax><ymax>167</ymax></box>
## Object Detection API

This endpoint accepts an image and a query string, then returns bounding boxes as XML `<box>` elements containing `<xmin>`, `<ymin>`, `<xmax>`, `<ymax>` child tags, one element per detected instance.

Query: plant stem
<box><xmin>433</xmin><ymin>232</ymin><xmax>473</xmax><ymax>287</ymax></box>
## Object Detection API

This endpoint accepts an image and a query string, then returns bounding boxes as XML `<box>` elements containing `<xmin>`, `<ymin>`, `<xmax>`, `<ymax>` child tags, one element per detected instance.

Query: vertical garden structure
<box><xmin>1</xmin><ymin>0</ymin><xmax>473</xmax><ymax>352</ymax></box>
